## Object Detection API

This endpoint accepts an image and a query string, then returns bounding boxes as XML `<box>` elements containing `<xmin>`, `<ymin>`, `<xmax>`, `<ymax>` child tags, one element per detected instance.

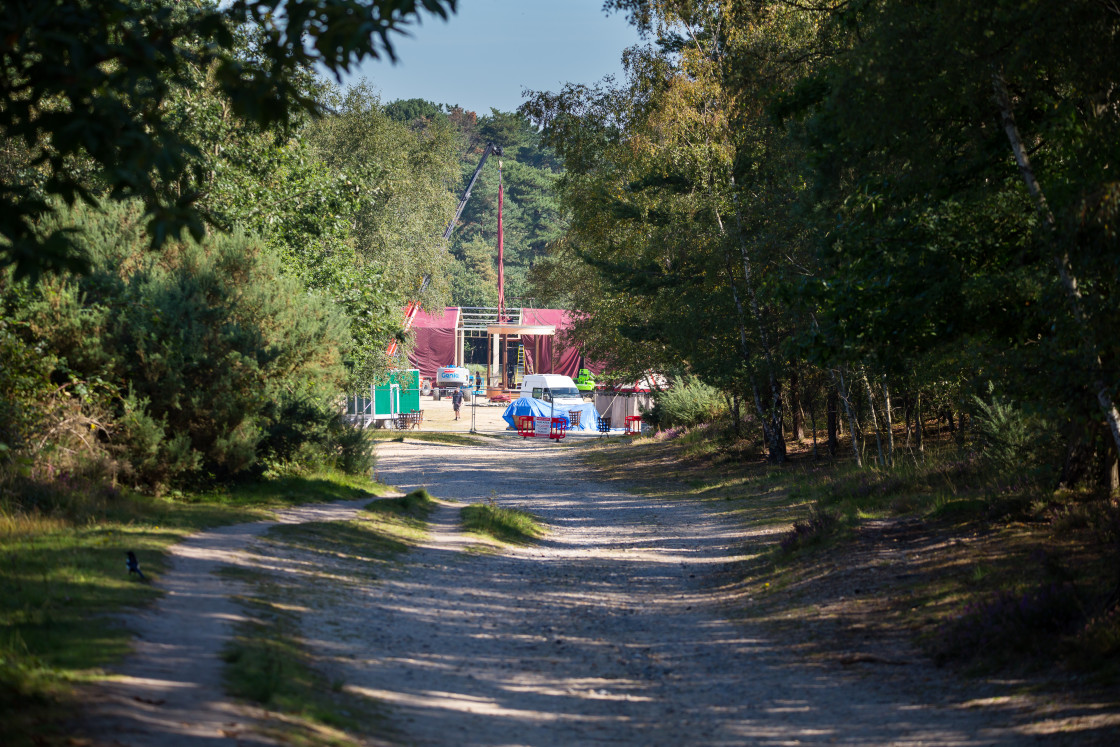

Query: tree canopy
<box><xmin>386</xmin><ymin>103</ymin><xmax>567</xmax><ymax>309</ymax></box>
<box><xmin>0</xmin><ymin>0</ymin><xmax>457</xmax><ymax>280</ymax></box>
<box><xmin>524</xmin><ymin>0</ymin><xmax>1120</xmax><ymax>470</ymax></box>
<box><xmin>1</xmin><ymin>0</ymin><xmax>467</xmax><ymax>487</ymax></box>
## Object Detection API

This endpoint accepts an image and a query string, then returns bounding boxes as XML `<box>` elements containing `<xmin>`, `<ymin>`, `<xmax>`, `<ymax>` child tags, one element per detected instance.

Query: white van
<box><xmin>520</xmin><ymin>374</ymin><xmax>584</xmax><ymax>408</ymax></box>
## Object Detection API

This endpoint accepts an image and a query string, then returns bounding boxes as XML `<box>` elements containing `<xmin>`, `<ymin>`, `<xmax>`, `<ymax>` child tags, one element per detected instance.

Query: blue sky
<box><xmin>344</xmin><ymin>0</ymin><xmax>645</xmax><ymax>114</ymax></box>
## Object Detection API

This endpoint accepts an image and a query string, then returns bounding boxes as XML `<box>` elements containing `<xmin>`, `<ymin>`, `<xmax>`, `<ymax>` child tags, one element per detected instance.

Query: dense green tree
<box><xmin>558</xmin><ymin>0</ymin><xmax>1120</xmax><ymax>476</ymax></box>
<box><xmin>303</xmin><ymin>83</ymin><xmax>462</xmax><ymax>379</ymax></box>
<box><xmin>0</xmin><ymin>0</ymin><xmax>457</xmax><ymax>280</ymax></box>
<box><xmin>781</xmin><ymin>0</ymin><xmax>1120</xmax><ymax>461</ymax></box>
<box><xmin>384</xmin><ymin>98</ymin><xmax>450</xmax><ymax>124</ymax></box>
<box><xmin>3</xmin><ymin>200</ymin><xmax>352</xmax><ymax>486</ymax></box>
<box><xmin>376</xmin><ymin>103</ymin><xmax>568</xmax><ymax>310</ymax></box>
<box><xmin>449</xmin><ymin>235</ymin><xmax>500</xmax><ymax>308</ymax></box>
<box><xmin>131</xmin><ymin>57</ymin><xmax>440</xmax><ymax>385</ymax></box>
<box><xmin>524</xmin><ymin>4</ymin><xmax>813</xmax><ymax>460</ymax></box>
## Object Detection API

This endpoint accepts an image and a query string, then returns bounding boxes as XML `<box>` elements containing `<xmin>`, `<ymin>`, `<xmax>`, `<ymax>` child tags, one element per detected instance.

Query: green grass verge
<box><xmin>364</xmin><ymin>488</ymin><xmax>437</xmax><ymax>522</ymax></box>
<box><xmin>262</xmin><ymin>489</ymin><xmax>437</xmax><ymax>582</ymax></box>
<box><xmin>367</xmin><ymin>431</ymin><xmax>488</xmax><ymax>446</ymax></box>
<box><xmin>461</xmin><ymin>501</ymin><xmax>544</xmax><ymax>545</ymax></box>
<box><xmin>0</xmin><ymin>470</ymin><xmax>389</xmax><ymax>747</ymax></box>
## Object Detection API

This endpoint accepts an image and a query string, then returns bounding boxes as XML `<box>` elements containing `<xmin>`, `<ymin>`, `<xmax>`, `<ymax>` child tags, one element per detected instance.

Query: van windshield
<box><xmin>531</xmin><ymin>386</ymin><xmax>582</xmax><ymax>402</ymax></box>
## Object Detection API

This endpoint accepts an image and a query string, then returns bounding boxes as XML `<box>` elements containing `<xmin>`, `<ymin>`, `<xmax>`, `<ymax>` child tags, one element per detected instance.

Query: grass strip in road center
<box><xmin>221</xmin><ymin>575</ymin><xmax>396</xmax><ymax>747</ymax></box>
<box><xmin>369</xmin><ymin>431</ymin><xmax>495</xmax><ymax>447</ymax></box>
<box><xmin>461</xmin><ymin>498</ymin><xmax>545</xmax><ymax>546</ymax></box>
<box><xmin>221</xmin><ymin>489</ymin><xmax>437</xmax><ymax>745</ymax></box>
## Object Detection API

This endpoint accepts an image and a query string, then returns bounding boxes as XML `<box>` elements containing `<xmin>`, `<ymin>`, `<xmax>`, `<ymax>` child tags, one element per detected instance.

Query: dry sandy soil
<box><xmin>75</xmin><ymin>433</ymin><xmax>1120</xmax><ymax>745</ymax></box>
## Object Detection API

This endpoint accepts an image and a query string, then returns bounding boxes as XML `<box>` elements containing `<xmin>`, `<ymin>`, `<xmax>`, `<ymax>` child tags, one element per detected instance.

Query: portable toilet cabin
<box><xmin>375</xmin><ymin>369</ymin><xmax>420</xmax><ymax>420</ymax></box>
<box><xmin>345</xmin><ymin>369</ymin><xmax>421</xmax><ymax>427</ymax></box>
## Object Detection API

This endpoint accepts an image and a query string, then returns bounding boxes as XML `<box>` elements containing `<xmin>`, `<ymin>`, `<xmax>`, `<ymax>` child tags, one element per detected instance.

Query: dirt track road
<box><xmin>79</xmin><ymin>436</ymin><xmax>1115</xmax><ymax>745</ymax></box>
<box><xmin>332</xmin><ymin>438</ymin><xmax>1026</xmax><ymax>746</ymax></box>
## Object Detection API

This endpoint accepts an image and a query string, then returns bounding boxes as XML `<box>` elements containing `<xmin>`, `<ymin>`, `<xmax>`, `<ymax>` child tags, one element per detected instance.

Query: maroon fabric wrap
<box><xmin>406</xmin><ymin>307</ymin><xmax>459</xmax><ymax>381</ymax></box>
<box><xmin>518</xmin><ymin>309</ymin><xmax>602</xmax><ymax>378</ymax></box>
<box><xmin>403</xmin><ymin>307</ymin><xmax>602</xmax><ymax>382</ymax></box>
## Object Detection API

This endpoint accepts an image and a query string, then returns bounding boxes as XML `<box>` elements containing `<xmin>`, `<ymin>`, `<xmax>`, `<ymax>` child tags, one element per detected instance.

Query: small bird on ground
<box><xmin>126</xmin><ymin>551</ymin><xmax>146</xmax><ymax>581</ymax></box>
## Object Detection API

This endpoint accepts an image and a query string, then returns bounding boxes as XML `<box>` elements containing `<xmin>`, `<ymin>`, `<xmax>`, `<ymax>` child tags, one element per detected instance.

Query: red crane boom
<box><xmin>386</xmin><ymin>142</ymin><xmax>503</xmax><ymax>357</ymax></box>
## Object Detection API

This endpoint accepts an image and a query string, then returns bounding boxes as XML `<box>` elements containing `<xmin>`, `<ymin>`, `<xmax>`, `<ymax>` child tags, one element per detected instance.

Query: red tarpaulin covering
<box><xmin>406</xmin><ymin>307</ymin><xmax>459</xmax><ymax>381</ymax></box>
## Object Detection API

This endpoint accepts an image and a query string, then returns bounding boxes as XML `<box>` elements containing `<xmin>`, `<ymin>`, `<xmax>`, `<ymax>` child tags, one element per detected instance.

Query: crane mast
<box><xmin>386</xmin><ymin>142</ymin><xmax>503</xmax><ymax>357</ymax></box>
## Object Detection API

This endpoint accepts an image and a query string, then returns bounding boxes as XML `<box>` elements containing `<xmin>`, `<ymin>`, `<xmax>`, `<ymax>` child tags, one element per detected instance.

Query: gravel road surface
<box><xmin>78</xmin><ymin>436</ymin><xmax>1113</xmax><ymax>745</ymax></box>
<box><xmin>325</xmin><ymin>438</ymin><xmax>1021</xmax><ymax>746</ymax></box>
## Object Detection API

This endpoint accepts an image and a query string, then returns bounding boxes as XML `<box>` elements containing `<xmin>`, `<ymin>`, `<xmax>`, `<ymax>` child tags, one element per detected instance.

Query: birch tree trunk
<box><xmin>903</xmin><ymin>393</ymin><xmax>912</xmax><ymax>448</ymax></box>
<box><xmin>725</xmin><ymin>175</ymin><xmax>787</xmax><ymax>463</ymax></box>
<box><xmin>1109</xmin><ymin>452</ymin><xmax>1119</xmax><ymax>497</ymax></box>
<box><xmin>916</xmin><ymin>391</ymin><xmax>924</xmax><ymax>454</ymax></box>
<box><xmin>718</xmin><ymin>204</ymin><xmax>786</xmax><ymax>463</ymax></box>
<box><xmin>862</xmin><ymin>367</ymin><xmax>885</xmax><ymax>466</ymax></box>
<box><xmin>992</xmin><ymin>70</ymin><xmax>1120</xmax><ymax>460</ymax></box>
<box><xmin>833</xmin><ymin>368</ymin><xmax>863</xmax><ymax>467</ymax></box>
<box><xmin>720</xmin><ymin>237</ymin><xmax>774</xmax><ymax>451</ymax></box>
<box><xmin>695</xmin><ymin>26</ymin><xmax>786</xmax><ymax>463</ymax></box>
<box><xmin>881</xmin><ymin>375</ymin><xmax>896</xmax><ymax>467</ymax></box>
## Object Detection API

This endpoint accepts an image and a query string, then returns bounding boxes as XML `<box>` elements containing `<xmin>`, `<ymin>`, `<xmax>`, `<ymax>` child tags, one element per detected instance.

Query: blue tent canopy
<box><xmin>502</xmin><ymin>397</ymin><xmax>600</xmax><ymax>431</ymax></box>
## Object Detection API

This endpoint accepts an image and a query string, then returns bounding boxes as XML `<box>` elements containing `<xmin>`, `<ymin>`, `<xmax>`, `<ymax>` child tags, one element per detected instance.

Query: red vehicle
<box><xmin>612</xmin><ymin>372</ymin><xmax>668</xmax><ymax>393</ymax></box>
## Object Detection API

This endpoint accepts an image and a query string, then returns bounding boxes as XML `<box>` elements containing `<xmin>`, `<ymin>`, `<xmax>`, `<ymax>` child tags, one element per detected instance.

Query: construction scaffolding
<box><xmin>405</xmin><ymin>306</ymin><xmax>587</xmax><ymax>389</ymax></box>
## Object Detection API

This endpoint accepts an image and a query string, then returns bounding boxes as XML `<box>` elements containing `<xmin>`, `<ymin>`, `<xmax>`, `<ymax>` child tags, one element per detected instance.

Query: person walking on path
<box><xmin>451</xmin><ymin>387</ymin><xmax>463</xmax><ymax>420</ymax></box>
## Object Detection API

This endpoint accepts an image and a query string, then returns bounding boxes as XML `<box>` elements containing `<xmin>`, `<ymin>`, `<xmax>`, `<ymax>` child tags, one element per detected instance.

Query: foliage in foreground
<box><xmin>0</xmin><ymin>200</ymin><xmax>373</xmax><ymax>491</ymax></box>
<box><xmin>0</xmin><ymin>0</ymin><xmax>457</xmax><ymax>280</ymax></box>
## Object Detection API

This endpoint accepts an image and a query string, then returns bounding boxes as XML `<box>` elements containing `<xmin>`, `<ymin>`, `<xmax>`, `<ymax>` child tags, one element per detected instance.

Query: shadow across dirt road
<box><xmin>74</xmin><ymin>437</ymin><xmax>1120</xmax><ymax>745</ymax></box>
<box><xmin>302</xmin><ymin>439</ymin><xmax>1048</xmax><ymax>746</ymax></box>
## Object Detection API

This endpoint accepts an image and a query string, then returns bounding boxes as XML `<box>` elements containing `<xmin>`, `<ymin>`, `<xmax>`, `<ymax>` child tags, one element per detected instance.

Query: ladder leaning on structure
<box><xmin>514</xmin><ymin>344</ymin><xmax>527</xmax><ymax>387</ymax></box>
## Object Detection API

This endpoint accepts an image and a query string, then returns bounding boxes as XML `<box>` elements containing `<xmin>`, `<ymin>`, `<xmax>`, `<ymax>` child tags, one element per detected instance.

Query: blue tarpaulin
<box><xmin>502</xmin><ymin>397</ymin><xmax>600</xmax><ymax>431</ymax></box>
